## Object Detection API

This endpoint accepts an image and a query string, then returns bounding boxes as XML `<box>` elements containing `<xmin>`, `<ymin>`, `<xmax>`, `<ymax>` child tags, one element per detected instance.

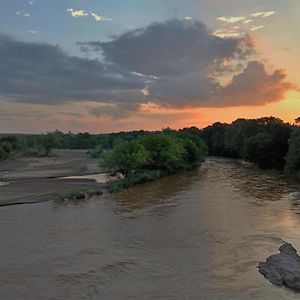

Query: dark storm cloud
<box><xmin>0</xmin><ymin>34</ymin><xmax>145</xmax><ymax>105</ymax></box>
<box><xmin>85</xmin><ymin>19</ymin><xmax>254</xmax><ymax>76</ymax></box>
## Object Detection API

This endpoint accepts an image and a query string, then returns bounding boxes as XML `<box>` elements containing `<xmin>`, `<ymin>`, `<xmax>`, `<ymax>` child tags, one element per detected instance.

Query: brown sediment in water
<box><xmin>1</xmin><ymin>158</ymin><xmax>300</xmax><ymax>299</ymax></box>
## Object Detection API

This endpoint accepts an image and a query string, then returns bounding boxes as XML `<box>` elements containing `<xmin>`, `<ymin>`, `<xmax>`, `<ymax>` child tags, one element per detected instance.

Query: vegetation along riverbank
<box><xmin>1</xmin><ymin>116</ymin><xmax>300</xmax><ymax>196</ymax></box>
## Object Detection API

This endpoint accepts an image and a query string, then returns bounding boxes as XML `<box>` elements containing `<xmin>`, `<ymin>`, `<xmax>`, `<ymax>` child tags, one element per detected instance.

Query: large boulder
<box><xmin>258</xmin><ymin>243</ymin><xmax>300</xmax><ymax>290</ymax></box>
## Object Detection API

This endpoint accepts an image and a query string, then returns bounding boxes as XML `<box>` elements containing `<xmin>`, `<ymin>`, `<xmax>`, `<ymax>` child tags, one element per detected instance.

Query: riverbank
<box><xmin>0</xmin><ymin>149</ymin><xmax>107</xmax><ymax>206</ymax></box>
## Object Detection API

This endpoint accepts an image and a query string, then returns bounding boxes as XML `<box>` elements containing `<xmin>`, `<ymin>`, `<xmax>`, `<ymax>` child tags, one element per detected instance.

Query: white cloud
<box><xmin>250</xmin><ymin>11</ymin><xmax>276</xmax><ymax>18</ymax></box>
<box><xmin>141</xmin><ymin>87</ymin><xmax>150</xmax><ymax>97</ymax></box>
<box><xmin>214</xmin><ymin>28</ymin><xmax>244</xmax><ymax>38</ymax></box>
<box><xmin>27</xmin><ymin>29</ymin><xmax>38</xmax><ymax>34</ymax></box>
<box><xmin>66</xmin><ymin>8</ymin><xmax>88</xmax><ymax>17</ymax></box>
<box><xmin>90</xmin><ymin>12</ymin><xmax>112</xmax><ymax>22</ymax></box>
<box><xmin>243</xmin><ymin>19</ymin><xmax>253</xmax><ymax>24</ymax></box>
<box><xmin>217</xmin><ymin>16</ymin><xmax>246</xmax><ymax>23</ymax></box>
<box><xmin>185</xmin><ymin>16</ymin><xmax>193</xmax><ymax>21</ymax></box>
<box><xmin>16</xmin><ymin>11</ymin><xmax>31</xmax><ymax>17</ymax></box>
<box><xmin>250</xmin><ymin>25</ymin><xmax>264</xmax><ymax>31</ymax></box>
<box><xmin>66</xmin><ymin>9</ymin><xmax>112</xmax><ymax>22</ymax></box>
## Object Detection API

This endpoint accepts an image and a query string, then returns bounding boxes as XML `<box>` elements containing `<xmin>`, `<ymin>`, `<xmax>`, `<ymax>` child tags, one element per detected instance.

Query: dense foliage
<box><xmin>285</xmin><ymin>128</ymin><xmax>300</xmax><ymax>179</ymax></box>
<box><xmin>22</xmin><ymin>130</ymin><xmax>150</xmax><ymax>150</ymax></box>
<box><xmin>102</xmin><ymin>132</ymin><xmax>207</xmax><ymax>191</ymax></box>
<box><xmin>200</xmin><ymin>117</ymin><xmax>293</xmax><ymax>170</ymax></box>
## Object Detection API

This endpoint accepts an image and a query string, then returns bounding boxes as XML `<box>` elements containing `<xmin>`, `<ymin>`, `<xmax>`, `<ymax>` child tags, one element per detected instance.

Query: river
<box><xmin>1</xmin><ymin>157</ymin><xmax>300</xmax><ymax>299</ymax></box>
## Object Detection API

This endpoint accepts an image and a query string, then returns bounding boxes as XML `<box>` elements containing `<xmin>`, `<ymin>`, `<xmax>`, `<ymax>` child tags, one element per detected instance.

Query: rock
<box><xmin>258</xmin><ymin>243</ymin><xmax>300</xmax><ymax>290</ymax></box>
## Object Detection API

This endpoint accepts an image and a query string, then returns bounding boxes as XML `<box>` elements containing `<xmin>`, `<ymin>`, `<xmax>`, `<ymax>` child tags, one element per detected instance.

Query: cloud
<box><xmin>250</xmin><ymin>11</ymin><xmax>276</xmax><ymax>18</ymax></box>
<box><xmin>66</xmin><ymin>9</ymin><xmax>112</xmax><ymax>22</ymax></box>
<box><xmin>88</xmin><ymin>104</ymin><xmax>132</xmax><ymax>119</ymax></box>
<box><xmin>0</xmin><ymin>34</ymin><xmax>145</xmax><ymax>105</ymax></box>
<box><xmin>93</xmin><ymin>19</ymin><xmax>253</xmax><ymax>77</ymax></box>
<box><xmin>213</xmin><ymin>61</ymin><xmax>292</xmax><ymax>106</ymax></box>
<box><xmin>217</xmin><ymin>16</ymin><xmax>246</xmax><ymax>24</ymax></box>
<box><xmin>0</xmin><ymin>19</ymin><xmax>293</xmax><ymax>115</ymax></box>
<box><xmin>185</xmin><ymin>16</ymin><xmax>193</xmax><ymax>21</ymax></box>
<box><xmin>90</xmin><ymin>12</ymin><xmax>112</xmax><ymax>22</ymax></box>
<box><xmin>27</xmin><ymin>29</ymin><xmax>38</xmax><ymax>34</ymax></box>
<box><xmin>250</xmin><ymin>25</ymin><xmax>264</xmax><ymax>31</ymax></box>
<box><xmin>66</xmin><ymin>8</ymin><xmax>88</xmax><ymax>17</ymax></box>
<box><xmin>94</xmin><ymin>19</ymin><xmax>290</xmax><ymax>108</ymax></box>
<box><xmin>16</xmin><ymin>11</ymin><xmax>31</xmax><ymax>17</ymax></box>
<box><xmin>214</xmin><ymin>28</ymin><xmax>245</xmax><ymax>38</ymax></box>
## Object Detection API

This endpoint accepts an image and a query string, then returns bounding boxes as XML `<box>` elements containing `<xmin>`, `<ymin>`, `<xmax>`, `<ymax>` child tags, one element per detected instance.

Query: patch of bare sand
<box><xmin>0</xmin><ymin>149</ymin><xmax>107</xmax><ymax>206</ymax></box>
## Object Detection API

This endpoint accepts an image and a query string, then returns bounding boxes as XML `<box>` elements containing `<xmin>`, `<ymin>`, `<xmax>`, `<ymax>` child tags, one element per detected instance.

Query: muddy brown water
<box><xmin>1</xmin><ymin>157</ymin><xmax>300</xmax><ymax>299</ymax></box>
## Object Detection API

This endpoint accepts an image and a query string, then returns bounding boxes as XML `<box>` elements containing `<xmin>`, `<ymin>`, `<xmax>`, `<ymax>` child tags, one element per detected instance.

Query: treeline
<box><xmin>101</xmin><ymin>131</ymin><xmax>207</xmax><ymax>191</ymax></box>
<box><xmin>200</xmin><ymin>117</ymin><xmax>300</xmax><ymax>178</ymax></box>
<box><xmin>22</xmin><ymin>130</ymin><xmax>154</xmax><ymax>151</ymax></box>
<box><xmin>1</xmin><ymin>116</ymin><xmax>300</xmax><ymax>180</ymax></box>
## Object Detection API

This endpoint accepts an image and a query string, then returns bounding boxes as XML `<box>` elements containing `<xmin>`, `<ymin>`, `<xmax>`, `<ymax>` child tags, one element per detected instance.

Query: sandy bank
<box><xmin>0</xmin><ymin>149</ymin><xmax>107</xmax><ymax>206</ymax></box>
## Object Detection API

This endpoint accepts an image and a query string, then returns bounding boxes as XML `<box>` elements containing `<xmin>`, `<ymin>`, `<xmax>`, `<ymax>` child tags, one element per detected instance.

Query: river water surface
<box><xmin>1</xmin><ymin>158</ymin><xmax>300</xmax><ymax>299</ymax></box>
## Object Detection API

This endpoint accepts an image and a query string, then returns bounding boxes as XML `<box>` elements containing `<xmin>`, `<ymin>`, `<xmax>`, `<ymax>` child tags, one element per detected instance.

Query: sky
<box><xmin>0</xmin><ymin>0</ymin><xmax>299</xmax><ymax>133</ymax></box>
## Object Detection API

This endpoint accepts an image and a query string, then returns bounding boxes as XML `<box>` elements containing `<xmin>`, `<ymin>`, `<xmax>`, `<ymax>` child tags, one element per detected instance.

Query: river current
<box><xmin>1</xmin><ymin>157</ymin><xmax>300</xmax><ymax>299</ymax></box>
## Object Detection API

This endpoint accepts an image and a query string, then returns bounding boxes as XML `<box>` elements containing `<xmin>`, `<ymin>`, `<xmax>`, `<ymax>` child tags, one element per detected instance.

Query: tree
<box><xmin>285</xmin><ymin>129</ymin><xmax>300</xmax><ymax>178</ymax></box>
<box><xmin>200</xmin><ymin>122</ymin><xmax>231</xmax><ymax>156</ymax></box>
<box><xmin>224</xmin><ymin>119</ymin><xmax>259</xmax><ymax>157</ymax></box>
<box><xmin>138</xmin><ymin>133</ymin><xmax>185</xmax><ymax>172</ymax></box>
<box><xmin>181</xmin><ymin>137</ymin><xmax>206</xmax><ymax>165</ymax></box>
<box><xmin>37</xmin><ymin>133</ymin><xmax>60</xmax><ymax>156</ymax></box>
<box><xmin>243</xmin><ymin>133</ymin><xmax>274</xmax><ymax>168</ymax></box>
<box><xmin>242</xmin><ymin>124</ymin><xmax>291</xmax><ymax>170</ymax></box>
<box><xmin>102</xmin><ymin>140</ymin><xmax>149</xmax><ymax>178</ymax></box>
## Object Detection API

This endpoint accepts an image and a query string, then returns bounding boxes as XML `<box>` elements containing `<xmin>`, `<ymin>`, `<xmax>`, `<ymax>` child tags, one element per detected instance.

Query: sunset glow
<box><xmin>0</xmin><ymin>0</ymin><xmax>299</xmax><ymax>133</ymax></box>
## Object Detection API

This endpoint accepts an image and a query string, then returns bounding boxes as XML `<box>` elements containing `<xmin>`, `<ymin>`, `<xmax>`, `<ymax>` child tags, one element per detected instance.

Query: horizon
<box><xmin>1</xmin><ymin>115</ymin><xmax>298</xmax><ymax>135</ymax></box>
<box><xmin>1</xmin><ymin>1</ymin><xmax>299</xmax><ymax>133</ymax></box>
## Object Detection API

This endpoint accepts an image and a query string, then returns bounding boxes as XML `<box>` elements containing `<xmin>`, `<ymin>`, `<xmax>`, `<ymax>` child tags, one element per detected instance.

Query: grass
<box><xmin>55</xmin><ymin>188</ymin><xmax>103</xmax><ymax>201</ymax></box>
<box><xmin>108</xmin><ymin>170</ymin><xmax>164</xmax><ymax>193</ymax></box>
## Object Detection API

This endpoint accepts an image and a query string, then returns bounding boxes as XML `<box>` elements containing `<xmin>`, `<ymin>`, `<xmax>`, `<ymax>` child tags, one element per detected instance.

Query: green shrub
<box><xmin>88</xmin><ymin>145</ymin><xmax>103</xmax><ymax>158</ymax></box>
<box><xmin>103</xmin><ymin>132</ymin><xmax>207</xmax><ymax>192</ymax></box>
<box><xmin>55</xmin><ymin>188</ymin><xmax>102</xmax><ymax>201</ymax></box>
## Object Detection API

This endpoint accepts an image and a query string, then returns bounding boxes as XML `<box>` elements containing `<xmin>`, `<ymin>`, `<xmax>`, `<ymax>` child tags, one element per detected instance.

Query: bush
<box><xmin>0</xmin><ymin>136</ymin><xmax>22</xmax><ymax>160</ymax></box>
<box><xmin>101</xmin><ymin>140</ymin><xmax>150</xmax><ymax>178</ymax></box>
<box><xmin>36</xmin><ymin>133</ymin><xmax>60</xmax><ymax>157</ymax></box>
<box><xmin>87</xmin><ymin>145</ymin><xmax>103</xmax><ymax>158</ymax></box>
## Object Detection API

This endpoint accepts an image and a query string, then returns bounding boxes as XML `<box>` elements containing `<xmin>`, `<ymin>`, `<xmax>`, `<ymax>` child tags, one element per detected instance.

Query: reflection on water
<box><xmin>1</xmin><ymin>157</ymin><xmax>300</xmax><ymax>299</ymax></box>
<box><xmin>207</xmin><ymin>158</ymin><xmax>299</xmax><ymax>203</ymax></box>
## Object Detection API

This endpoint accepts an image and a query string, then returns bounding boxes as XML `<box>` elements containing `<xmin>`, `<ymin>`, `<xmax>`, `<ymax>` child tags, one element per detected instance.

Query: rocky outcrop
<box><xmin>258</xmin><ymin>243</ymin><xmax>300</xmax><ymax>290</ymax></box>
